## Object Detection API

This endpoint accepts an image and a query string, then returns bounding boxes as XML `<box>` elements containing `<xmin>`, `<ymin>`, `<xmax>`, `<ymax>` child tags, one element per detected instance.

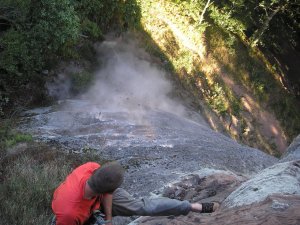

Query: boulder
<box><xmin>223</xmin><ymin>160</ymin><xmax>300</xmax><ymax>208</ymax></box>
<box><xmin>129</xmin><ymin>165</ymin><xmax>300</xmax><ymax>225</ymax></box>
<box><xmin>280</xmin><ymin>134</ymin><xmax>300</xmax><ymax>162</ymax></box>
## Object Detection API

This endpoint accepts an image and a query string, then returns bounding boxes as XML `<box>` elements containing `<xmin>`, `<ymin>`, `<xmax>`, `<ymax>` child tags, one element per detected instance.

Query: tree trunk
<box><xmin>251</xmin><ymin>5</ymin><xmax>284</xmax><ymax>46</ymax></box>
<box><xmin>199</xmin><ymin>0</ymin><xmax>212</xmax><ymax>25</ymax></box>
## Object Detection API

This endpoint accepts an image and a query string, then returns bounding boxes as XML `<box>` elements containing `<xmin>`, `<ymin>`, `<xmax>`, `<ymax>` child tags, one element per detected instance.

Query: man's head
<box><xmin>87</xmin><ymin>161</ymin><xmax>125</xmax><ymax>194</ymax></box>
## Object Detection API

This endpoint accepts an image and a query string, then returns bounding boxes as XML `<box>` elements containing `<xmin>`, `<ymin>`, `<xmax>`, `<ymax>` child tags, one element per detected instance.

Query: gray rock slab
<box><xmin>18</xmin><ymin>100</ymin><xmax>277</xmax><ymax>196</ymax></box>
<box><xmin>280</xmin><ymin>134</ymin><xmax>300</xmax><ymax>162</ymax></box>
<box><xmin>131</xmin><ymin>194</ymin><xmax>300</xmax><ymax>225</ymax></box>
<box><xmin>223</xmin><ymin>160</ymin><xmax>300</xmax><ymax>208</ymax></box>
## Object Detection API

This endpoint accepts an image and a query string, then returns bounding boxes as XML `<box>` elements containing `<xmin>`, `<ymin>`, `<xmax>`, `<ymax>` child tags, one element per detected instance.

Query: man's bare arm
<box><xmin>102</xmin><ymin>193</ymin><xmax>113</xmax><ymax>224</ymax></box>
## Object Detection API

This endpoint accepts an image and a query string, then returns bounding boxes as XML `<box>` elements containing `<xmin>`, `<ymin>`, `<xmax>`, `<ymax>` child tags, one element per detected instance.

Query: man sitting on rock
<box><xmin>51</xmin><ymin>161</ymin><xmax>219</xmax><ymax>225</ymax></box>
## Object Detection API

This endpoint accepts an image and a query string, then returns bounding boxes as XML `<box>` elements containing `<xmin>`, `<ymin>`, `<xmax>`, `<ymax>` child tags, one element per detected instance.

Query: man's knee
<box><xmin>112</xmin><ymin>188</ymin><xmax>132</xmax><ymax>200</ymax></box>
<box><xmin>112</xmin><ymin>189</ymin><xmax>145</xmax><ymax>216</ymax></box>
<box><xmin>139</xmin><ymin>198</ymin><xmax>166</xmax><ymax>216</ymax></box>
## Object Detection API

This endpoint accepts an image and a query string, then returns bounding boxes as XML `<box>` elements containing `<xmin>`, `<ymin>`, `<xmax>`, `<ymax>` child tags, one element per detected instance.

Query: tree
<box><xmin>199</xmin><ymin>0</ymin><xmax>213</xmax><ymax>25</ymax></box>
<box><xmin>250</xmin><ymin>0</ymin><xmax>289</xmax><ymax>46</ymax></box>
<box><xmin>0</xmin><ymin>0</ymin><xmax>79</xmax><ymax>82</ymax></box>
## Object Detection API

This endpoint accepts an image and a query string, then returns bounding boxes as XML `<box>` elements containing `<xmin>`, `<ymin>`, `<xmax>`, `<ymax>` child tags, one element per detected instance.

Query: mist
<box><xmin>82</xmin><ymin>36</ymin><xmax>187</xmax><ymax>121</ymax></box>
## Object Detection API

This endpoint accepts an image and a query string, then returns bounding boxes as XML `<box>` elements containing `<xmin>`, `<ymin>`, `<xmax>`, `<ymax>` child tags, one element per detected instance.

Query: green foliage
<box><xmin>26</xmin><ymin>0</ymin><xmax>79</xmax><ymax>72</ymax></box>
<box><xmin>0</xmin><ymin>30</ymin><xmax>29</xmax><ymax>78</ymax></box>
<box><xmin>0</xmin><ymin>120</ymin><xmax>13</xmax><ymax>156</ymax></box>
<box><xmin>119</xmin><ymin>0</ymin><xmax>142</xmax><ymax>28</ymax></box>
<box><xmin>216</xmin><ymin>0</ymin><xmax>299</xmax><ymax>50</ymax></box>
<box><xmin>231</xmin><ymin>97</ymin><xmax>242</xmax><ymax>116</ymax></box>
<box><xmin>209</xmin><ymin>4</ymin><xmax>246</xmax><ymax>35</ymax></box>
<box><xmin>249</xmin><ymin>69</ymin><xmax>270</xmax><ymax>102</ymax></box>
<box><xmin>81</xmin><ymin>19</ymin><xmax>103</xmax><ymax>40</ymax></box>
<box><xmin>0</xmin><ymin>0</ymin><xmax>31</xmax><ymax>24</ymax></box>
<box><xmin>272</xmin><ymin>95</ymin><xmax>300</xmax><ymax>139</ymax></box>
<box><xmin>207</xmin><ymin>83</ymin><xmax>228</xmax><ymax>115</ymax></box>
<box><xmin>168</xmin><ymin>0</ymin><xmax>299</xmax><ymax>52</ymax></box>
<box><xmin>174</xmin><ymin>51</ymin><xmax>195</xmax><ymax>73</ymax></box>
<box><xmin>0</xmin><ymin>0</ymin><xmax>141</xmax><ymax>109</ymax></box>
<box><xmin>73</xmin><ymin>0</ymin><xmax>105</xmax><ymax>20</ymax></box>
<box><xmin>0</xmin><ymin>0</ymin><xmax>80</xmax><ymax>84</ymax></box>
<box><xmin>70</xmin><ymin>71</ymin><xmax>94</xmax><ymax>94</ymax></box>
<box><xmin>0</xmin><ymin>120</ymin><xmax>32</xmax><ymax>157</ymax></box>
<box><xmin>0</xmin><ymin>121</ymin><xmax>10</xmax><ymax>145</ymax></box>
<box><xmin>5</xmin><ymin>133</ymin><xmax>33</xmax><ymax>148</ymax></box>
<box><xmin>226</xmin><ymin>88</ymin><xmax>242</xmax><ymax>116</ymax></box>
<box><xmin>74</xmin><ymin>0</ymin><xmax>118</xmax><ymax>31</ymax></box>
<box><xmin>0</xmin><ymin>95</ymin><xmax>9</xmax><ymax>116</ymax></box>
<box><xmin>28</xmin><ymin>0</ymin><xmax>80</xmax><ymax>55</ymax></box>
<box><xmin>74</xmin><ymin>0</ymin><xmax>141</xmax><ymax>34</ymax></box>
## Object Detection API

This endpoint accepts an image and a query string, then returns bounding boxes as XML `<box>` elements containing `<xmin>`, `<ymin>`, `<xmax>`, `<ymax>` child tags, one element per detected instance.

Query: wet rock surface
<box><xmin>18</xmin><ymin>99</ymin><xmax>277</xmax><ymax>197</ymax></box>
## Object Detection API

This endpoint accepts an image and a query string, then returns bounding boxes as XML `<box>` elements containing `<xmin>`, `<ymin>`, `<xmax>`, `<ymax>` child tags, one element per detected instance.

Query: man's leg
<box><xmin>111</xmin><ymin>188</ymin><xmax>191</xmax><ymax>217</ymax></box>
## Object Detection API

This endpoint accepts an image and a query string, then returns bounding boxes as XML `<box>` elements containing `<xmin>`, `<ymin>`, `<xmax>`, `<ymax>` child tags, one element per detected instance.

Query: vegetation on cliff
<box><xmin>134</xmin><ymin>0</ymin><xmax>299</xmax><ymax>154</ymax></box>
<box><xmin>0</xmin><ymin>0</ymin><xmax>299</xmax><ymax>152</ymax></box>
<box><xmin>0</xmin><ymin>0</ymin><xmax>140</xmax><ymax>113</ymax></box>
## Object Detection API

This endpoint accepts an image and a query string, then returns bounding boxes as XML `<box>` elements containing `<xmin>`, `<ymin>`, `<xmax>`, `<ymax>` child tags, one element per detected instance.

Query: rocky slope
<box><xmin>18</xmin><ymin>102</ymin><xmax>300</xmax><ymax>225</ymax></box>
<box><xmin>130</xmin><ymin>140</ymin><xmax>300</xmax><ymax>225</ymax></box>
<box><xmin>18</xmin><ymin>100</ymin><xmax>276</xmax><ymax>197</ymax></box>
<box><xmin>17</xmin><ymin>38</ymin><xmax>300</xmax><ymax>224</ymax></box>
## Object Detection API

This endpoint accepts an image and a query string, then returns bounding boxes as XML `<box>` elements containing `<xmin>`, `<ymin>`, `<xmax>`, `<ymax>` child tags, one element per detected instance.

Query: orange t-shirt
<box><xmin>52</xmin><ymin>162</ymin><xmax>103</xmax><ymax>225</ymax></box>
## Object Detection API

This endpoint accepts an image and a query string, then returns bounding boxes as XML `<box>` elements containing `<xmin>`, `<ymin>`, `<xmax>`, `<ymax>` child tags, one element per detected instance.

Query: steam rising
<box><xmin>45</xmin><ymin>35</ymin><xmax>192</xmax><ymax>125</ymax></box>
<box><xmin>84</xmin><ymin>37</ymin><xmax>187</xmax><ymax>119</ymax></box>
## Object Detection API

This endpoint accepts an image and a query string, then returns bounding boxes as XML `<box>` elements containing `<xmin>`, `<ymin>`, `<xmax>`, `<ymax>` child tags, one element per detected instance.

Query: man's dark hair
<box><xmin>88</xmin><ymin>161</ymin><xmax>125</xmax><ymax>194</ymax></box>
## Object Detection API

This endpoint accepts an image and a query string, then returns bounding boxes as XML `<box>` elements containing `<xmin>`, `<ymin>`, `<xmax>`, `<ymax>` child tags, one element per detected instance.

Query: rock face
<box><xmin>223</xmin><ymin>160</ymin><xmax>300</xmax><ymax>208</ymax></box>
<box><xmin>280</xmin><ymin>134</ymin><xmax>300</xmax><ymax>162</ymax></box>
<box><xmin>134</xmin><ymin>194</ymin><xmax>300</xmax><ymax>225</ymax></box>
<box><xmin>161</xmin><ymin>170</ymin><xmax>246</xmax><ymax>204</ymax></box>
<box><xmin>130</xmin><ymin>160</ymin><xmax>300</xmax><ymax>225</ymax></box>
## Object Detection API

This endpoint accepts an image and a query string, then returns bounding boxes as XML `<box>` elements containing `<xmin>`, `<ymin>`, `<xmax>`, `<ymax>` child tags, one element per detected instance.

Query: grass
<box><xmin>0</xmin><ymin>139</ymin><xmax>105</xmax><ymax>225</ymax></box>
<box><xmin>5</xmin><ymin>133</ymin><xmax>33</xmax><ymax>148</ymax></box>
<box><xmin>0</xmin><ymin>120</ymin><xmax>107</xmax><ymax>225</ymax></box>
<box><xmin>0</xmin><ymin>156</ymin><xmax>68</xmax><ymax>224</ymax></box>
<box><xmin>0</xmin><ymin>119</ymin><xmax>34</xmax><ymax>156</ymax></box>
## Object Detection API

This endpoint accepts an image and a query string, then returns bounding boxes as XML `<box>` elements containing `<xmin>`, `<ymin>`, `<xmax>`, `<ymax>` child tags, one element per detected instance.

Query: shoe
<box><xmin>201</xmin><ymin>202</ymin><xmax>220</xmax><ymax>213</ymax></box>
